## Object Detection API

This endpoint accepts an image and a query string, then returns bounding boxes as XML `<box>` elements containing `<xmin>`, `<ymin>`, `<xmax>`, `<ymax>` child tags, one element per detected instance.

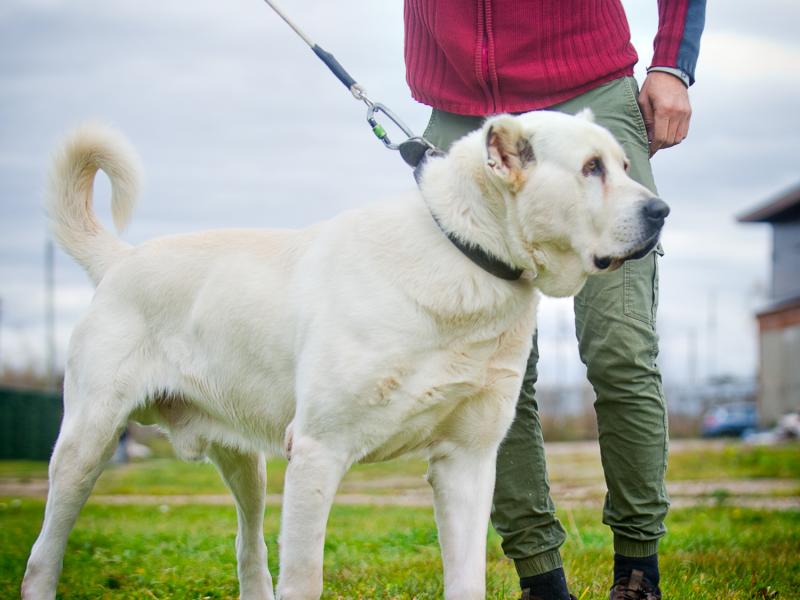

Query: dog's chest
<box><xmin>359</xmin><ymin>335</ymin><xmax>528</xmax><ymax>462</ymax></box>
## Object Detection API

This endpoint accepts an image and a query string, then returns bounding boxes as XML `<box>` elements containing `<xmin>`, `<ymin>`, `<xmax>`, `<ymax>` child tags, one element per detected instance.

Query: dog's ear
<box><xmin>576</xmin><ymin>108</ymin><xmax>595</xmax><ymax>123</ymax></box>
<box><xmin>485</xmin><ymin>115</ymin><xmax>534</xmax><ymax>192</ymax></box>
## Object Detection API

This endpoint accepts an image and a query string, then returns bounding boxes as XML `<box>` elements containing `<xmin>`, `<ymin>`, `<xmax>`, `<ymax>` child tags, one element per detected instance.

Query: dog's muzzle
<box><xmin>594</xmin><ymin>197</ymin><xmax>670</xmax><ymax>271</ymax></box>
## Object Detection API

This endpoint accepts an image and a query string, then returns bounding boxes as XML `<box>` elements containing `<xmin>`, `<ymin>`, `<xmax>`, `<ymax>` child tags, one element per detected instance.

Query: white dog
<box><xmin>22</xmin><ymin>110</ymin><xmax>667</xmax><ymax>599</ymax></box>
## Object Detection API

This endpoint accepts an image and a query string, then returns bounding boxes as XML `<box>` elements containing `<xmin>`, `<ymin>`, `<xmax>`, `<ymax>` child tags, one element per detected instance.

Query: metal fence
<box><xmin>0</xmin><ymin>386</ymin><xmax>62</xmax><ymax>460</ymax></box>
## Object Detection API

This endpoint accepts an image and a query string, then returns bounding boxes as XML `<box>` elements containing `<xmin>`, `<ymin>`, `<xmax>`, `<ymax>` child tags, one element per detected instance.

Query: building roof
<box><xmin>756</xmin><ymin>295</ymin><xmax>800</xmax><ymax>332</ymax></box>
<box><xmin>738</xmin><ymin>181</ymin><xmax>800</xmax><ymax>223</ymax></box>
<box><xmin>757</xmin><ymin>295</ymin><xmax>800</xmax><ymax>317</ymax></box>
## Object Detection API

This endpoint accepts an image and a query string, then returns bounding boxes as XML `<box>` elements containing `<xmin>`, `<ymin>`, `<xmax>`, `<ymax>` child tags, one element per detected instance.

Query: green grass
<box><xmin>666</xmin><ymin>443</ymin><xmax>800</xmax><ymax>480</ymax></box>
<box><xmin>0</xmin><ymin>461</ymin><xmax>49</xmax><ymax>480</ymax></box>
<box><xmin>0</xmin><ymin>457</ymin><xmax>431</xmax><ymax>497</ymax></box>
<box><xmin>2</xmin><ymin>443</ymin><xmax>798</xmax><ymax>597</ymax></box>
<box><xmin>2</xmin><ymin>443</ymin><xmax>797</xmax><ymax>498</ymax></box>
<box><xmin>546</xmin><ymin>442</ymin><xmax>800</xmax><ymax>483</ymax></box>
<box><xmin>1</xmin><ymin>501</ymin><xmax>797</xmax><ymax>599</ymax></box>
<box><xmin>89</xmin><ymin>457</ymin><xmax>429</xmax><ymax>497</ymax></box>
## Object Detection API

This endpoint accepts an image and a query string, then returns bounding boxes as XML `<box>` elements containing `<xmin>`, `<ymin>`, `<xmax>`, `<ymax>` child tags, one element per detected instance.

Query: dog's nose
<box><xmin>594</xmin><ymin>255</ymin><xmax>612</xmax><ymax>270</ymax></box>
<box><xmin>642</xmin><ymin>198</ymin><xmax>670</xmax><ymax>222</ymax></box>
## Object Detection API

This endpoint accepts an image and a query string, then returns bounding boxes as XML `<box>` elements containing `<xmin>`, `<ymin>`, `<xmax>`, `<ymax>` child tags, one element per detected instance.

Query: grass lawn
<box><xmin>2</xmin><ymin>442</ymin><xmax>798</xmax><ymax>497</ymax></box>
<box><xmin>1</xmin><ymin>501</ymin><xmax>797</xmax><ymax>599</ymax></box>
<box><xmin>1</xmin><ymin>442</ymin><xmax>798</xmax><ymax>598</ymax></box>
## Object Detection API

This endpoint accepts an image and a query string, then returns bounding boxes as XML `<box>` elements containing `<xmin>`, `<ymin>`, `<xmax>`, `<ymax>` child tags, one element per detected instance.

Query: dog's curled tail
<box><xmin>47</xmin><ymin>123</ymin><xmax>141</xmax><ymax>284</ymax></box>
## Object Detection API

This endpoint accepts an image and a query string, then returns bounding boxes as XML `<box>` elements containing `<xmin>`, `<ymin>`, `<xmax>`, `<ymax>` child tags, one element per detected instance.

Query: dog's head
<box><xmin>440</xmin><ymin>110</ymin><xmax>668</xmax><ymax>297</ymax></box>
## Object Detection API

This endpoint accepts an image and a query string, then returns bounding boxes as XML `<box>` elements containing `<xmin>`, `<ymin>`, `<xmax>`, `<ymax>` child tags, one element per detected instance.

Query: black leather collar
<box><xmin>428</xmin><ymin>211</ymin><xmax>525</xmax><ymax>281</ymax></box>
<box><xmin>403</xmin><ymin>141</ymin><xmax>524</xmax><ymax>282</ymax></box>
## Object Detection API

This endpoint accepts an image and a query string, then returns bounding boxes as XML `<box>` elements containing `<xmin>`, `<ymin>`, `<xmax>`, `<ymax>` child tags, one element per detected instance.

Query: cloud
<box><xmin>701</xmin><ymin>32</ymin><xmax>800</xmax><ymax>82</ymax></box>
<box><xmin>0</xmin><ymin>0</ymin><xmax>796</xmax><ymax>394</ymax></box>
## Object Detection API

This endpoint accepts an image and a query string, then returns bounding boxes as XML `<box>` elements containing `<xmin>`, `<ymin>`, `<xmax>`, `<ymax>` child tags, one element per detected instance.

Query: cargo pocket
<box><xmin>622</xmin><ymin>76</ymin><xmax>650</xmax><ymax>151</ymax></box>
<box><xmin>623</xmin><ymin>247</ymin><xmax>662</xmax><ymax>326</ymax></box>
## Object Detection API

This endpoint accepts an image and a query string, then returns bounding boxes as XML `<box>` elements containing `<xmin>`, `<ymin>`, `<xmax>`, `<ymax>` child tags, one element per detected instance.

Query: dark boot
<box><xmin>609</xmin><ymin>569</ymin><xmax>662</xmax><ymax>600</ymax></box>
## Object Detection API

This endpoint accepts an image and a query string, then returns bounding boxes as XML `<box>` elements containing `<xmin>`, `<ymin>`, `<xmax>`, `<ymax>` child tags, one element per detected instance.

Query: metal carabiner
<box><xmin>355</xmin><ymin>90</ymin><xmax>439</xmax><ymax>160</ymax></box>
<box><xmin>365</xmin><ymin>102</ymin><xmax>417</xmax><ymax>151</ymax></box>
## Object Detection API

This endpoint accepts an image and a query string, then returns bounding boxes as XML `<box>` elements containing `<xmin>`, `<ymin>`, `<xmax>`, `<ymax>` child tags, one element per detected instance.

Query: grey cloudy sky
<box><xmin>1</xmin><ymin>0</ymin><xmax>799</xmax><ymax>391</ymax></box>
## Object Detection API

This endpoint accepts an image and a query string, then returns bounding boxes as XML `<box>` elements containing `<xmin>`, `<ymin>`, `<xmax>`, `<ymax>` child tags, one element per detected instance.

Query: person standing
<box><xmin>403</xmin><ymin>2</ymin><xmax>706</xmax><ymax>599</ymax></box>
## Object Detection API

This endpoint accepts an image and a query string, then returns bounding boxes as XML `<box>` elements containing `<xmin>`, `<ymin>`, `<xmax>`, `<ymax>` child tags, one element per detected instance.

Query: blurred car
<box><xmin>701</xmin><ymin>402</ymin><xmax>758</xmax><ymax>438</ymax></box>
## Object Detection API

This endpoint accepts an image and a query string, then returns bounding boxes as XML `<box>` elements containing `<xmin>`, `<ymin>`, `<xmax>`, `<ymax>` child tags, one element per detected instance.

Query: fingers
<box><xmin>657</xmin><ymin>105</ymin><xmax>691</xmax><ymax>152</ymax></box>
<box><xmin>675</xmin><ymin>114</ymin><xmax>690</xmax><ymax>144</ymax></box>
<box><xmin>638</xmin><ymin>71</ymin><xmax>692</xmax><ymax>156</ymax></box>
<box><xmin>658</xmin><ymin>112</ymin><xmax>687</xmax><ymax>155</ymax></box>
<box><xmin>651</xmin><ymin>106</ymin><xmax>669</xmax><ymax>156</ymax></box>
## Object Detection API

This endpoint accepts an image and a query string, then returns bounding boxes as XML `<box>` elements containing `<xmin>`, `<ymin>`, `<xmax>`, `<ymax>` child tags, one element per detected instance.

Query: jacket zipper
<box><xmin>476</xmin><ymin>0</ymin><xmax>497</xmax><ymax>113</ymax></box>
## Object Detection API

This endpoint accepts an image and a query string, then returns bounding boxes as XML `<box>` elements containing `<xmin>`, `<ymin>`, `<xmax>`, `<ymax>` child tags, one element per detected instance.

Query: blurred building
<box><xmin>738</xmin><ymin>182</ymin><xmax>800</xmax><ymax>425</ymax></box>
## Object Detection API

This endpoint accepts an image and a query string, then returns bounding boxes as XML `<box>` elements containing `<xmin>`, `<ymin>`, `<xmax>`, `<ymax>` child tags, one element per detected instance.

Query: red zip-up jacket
<box><xmin>404</xmin><ymin>0</ymin><xmax>705</xmax><ymax>116</ymax></box>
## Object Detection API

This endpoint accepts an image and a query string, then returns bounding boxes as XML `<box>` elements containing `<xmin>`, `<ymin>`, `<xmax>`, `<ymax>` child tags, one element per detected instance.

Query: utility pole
<box><xmin>688</xmin><ymin>327</ymin><xmax>698</xmax><ymax>388</ymax></box>
<box><xmin>706</xmin><ymin>289</ymin><xmax>717</xmax><ymax>383</ymax></box>
<box><xmin>45</xmin><ymin>239</ymin><xmax>57</xmax><ymax>390</ymax></box>
<box><xmin>687</xmin><ymin>326</ymin><xmax>699</xmax><ymax>414</ymax></box>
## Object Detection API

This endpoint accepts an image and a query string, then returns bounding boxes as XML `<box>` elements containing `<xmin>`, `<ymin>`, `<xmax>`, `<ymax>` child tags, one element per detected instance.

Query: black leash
<box><xmin>261</xmin><ymin>0</ymin><xmax>523</xmax><ymax>281</ymax></box>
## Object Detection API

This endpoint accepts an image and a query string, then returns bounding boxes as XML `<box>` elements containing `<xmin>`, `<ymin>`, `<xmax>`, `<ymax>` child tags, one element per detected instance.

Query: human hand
<box><xmin>638</xmin><ymin>71</ymin><xmax>692</xmax><ymax>156</ymax></box>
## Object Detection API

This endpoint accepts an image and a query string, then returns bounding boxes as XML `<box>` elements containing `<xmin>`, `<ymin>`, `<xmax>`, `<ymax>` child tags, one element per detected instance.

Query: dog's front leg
<box><xmin>276</xmin><ymin>435</ymin><xmax>348</xmax><ymax>600</ymax></box>
<box><xmin>428</xmin><ymin>445</ymin><xmax>499</xmax><ymax>600</ymax></box>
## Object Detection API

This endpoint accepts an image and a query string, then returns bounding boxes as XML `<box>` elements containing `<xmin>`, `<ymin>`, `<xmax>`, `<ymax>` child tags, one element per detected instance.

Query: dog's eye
<box><xmin>623</xmin><ymin>160</ymin><xmax>630</xmax><ymax>172</ymax></box>
<box><xmin>583</xmin><ymin>158</ymin><xmax>604</xmax><ymax>177</ymax></box>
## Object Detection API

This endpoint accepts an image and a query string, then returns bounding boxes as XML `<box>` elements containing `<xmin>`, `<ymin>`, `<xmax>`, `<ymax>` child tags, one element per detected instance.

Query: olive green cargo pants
<box><xmin>422</xmin><ymin>77</ymin><xmax>669</xmax><ymax>577</ymax></box>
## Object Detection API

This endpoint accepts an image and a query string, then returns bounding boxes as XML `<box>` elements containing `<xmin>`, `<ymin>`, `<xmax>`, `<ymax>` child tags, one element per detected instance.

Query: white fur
<box><xmin>22</xmin><ymin>112</ymin><xmax>661</xmax><ymax>600</ymax></box>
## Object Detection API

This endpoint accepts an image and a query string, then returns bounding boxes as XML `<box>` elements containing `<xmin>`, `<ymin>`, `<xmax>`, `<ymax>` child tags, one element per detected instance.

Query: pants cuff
<box><xmin>613</xmin><ymin>535</ymin><xmax>659</xmax><ymax>557</ymax></box>
<box><xmin>514</xmin><ymin>549</ymin><xmax>563</xmax><ymax>578</ymax></box>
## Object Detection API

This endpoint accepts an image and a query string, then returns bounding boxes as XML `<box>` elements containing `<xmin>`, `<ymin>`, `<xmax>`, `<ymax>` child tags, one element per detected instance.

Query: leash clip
<box><xmin>351</xmin><ymin>82</ymin><xmax>444</xmax><ymax>168</ymax></box>
<box><xmin>361</xmin><ymin>96</ymin><xmax>442</xmax><ymax>169</ymax></box>
<box><xmin>364</xmin><ymin>100</ymin><xmax>423</xmax><ymax>151</ymax></box>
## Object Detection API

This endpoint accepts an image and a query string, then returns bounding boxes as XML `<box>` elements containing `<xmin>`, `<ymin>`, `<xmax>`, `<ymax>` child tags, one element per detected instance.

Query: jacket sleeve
<box><xmin>650</xmin><ymin>0</ymin><xmax>706</xmax><ymax>85</ymax></box>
